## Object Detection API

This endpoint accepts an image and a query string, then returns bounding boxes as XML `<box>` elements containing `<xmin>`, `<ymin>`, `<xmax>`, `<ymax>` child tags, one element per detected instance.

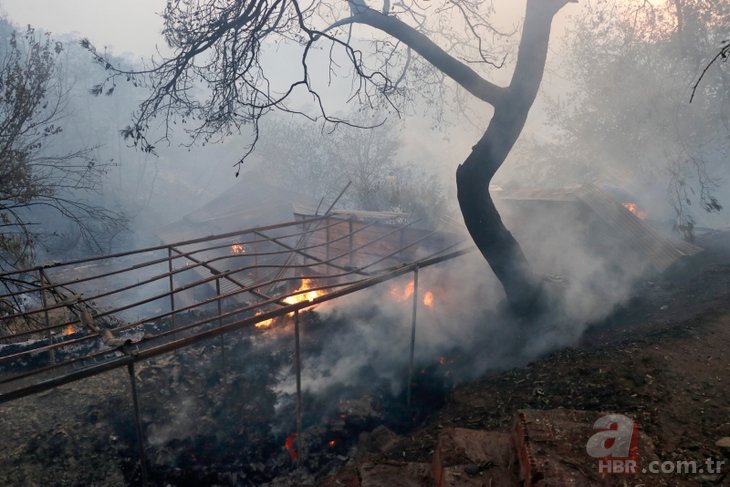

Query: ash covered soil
<box><xmin>1</xmin><ymin>230</ymin><xmax>730</xmax><ymax>486</ymax></box>
<box><xmin>334</xmin><ymin>229</ymin><xmax>730</xmax><ymax>486</ymax></box>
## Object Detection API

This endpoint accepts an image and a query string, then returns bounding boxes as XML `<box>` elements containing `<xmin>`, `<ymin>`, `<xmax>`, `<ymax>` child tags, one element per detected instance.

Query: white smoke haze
<box><xmin>146</xmin><ymin>396</ymin><xmax>200</xmax><ymax>448</ymax></box>
<box><xmin>260</xmin><ymin>185</ymin><xmax>666</xmax><ymax>413</ymax></box>
<box><xmin>2</xmin><ymin>2</ymin><xmax>728</xmax><ymax>465</ymax></box>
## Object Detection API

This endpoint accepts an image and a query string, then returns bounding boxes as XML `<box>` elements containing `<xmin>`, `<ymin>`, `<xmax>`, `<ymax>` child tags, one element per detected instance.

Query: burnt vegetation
<box><xmin>2</xmin><ymin>0</ymin><xmax>730</xmax><ymax>485</ymax></box>
<box><xmin>0</xmin><ymin>26</ymin><xmax>124</xmax><ymax>271</ymax></box>
<box><xmin>82</xmin><ymin>0</ymin><xmax>578</xmax><ymax>318</ymax></box>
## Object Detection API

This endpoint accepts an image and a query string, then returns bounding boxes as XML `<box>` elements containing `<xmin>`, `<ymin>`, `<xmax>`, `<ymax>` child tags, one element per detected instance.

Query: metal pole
<box><xmin>348</xmin><ymin>219</ymin><xmax>354</xmax><ymax>268</ymax></box>
<box><xmin>399</xmin><ymin>227</ymin><xmax>406</xmax><ymax>261</ymax></box>
<box><xmin>254</xmin><ymin>243</ymin><xmax>259</xmax><ymax>283</ymax></box>
<box><xmin>324</xmin><ymin>181</ymin><xmax>351</xmax><ymax>215</ymax></box>
<box><xmin>407</xmin><ymin>268</ymin><xmax>419</xmax><ymax>408</ymax></box>
<box><xmin>167</xmin><ymin>248</ymin><xmax>176</xmax><ymax>329</ymax></box>
<box><xmin>39</xmin><ymin>270</ymin><xmax>54</xmax><ymax>365</ymax></box>
<box><xmin>294</xmin><ymin>310</ymin><xmax>304</xmax><ymax>462</ymax></box>
<box><xmin>216</xmin><ymin>278</ymin><xmax>224</xmax><ymax>369</ymax></box>
<box><xmin>127</xmin><ymin>362</ymin><xmax>149</xmax><ymax>487</ymax></box>
<box><xmin>325</xmin><ymin>224</ymin><xmax>331</xmax><ymax>273</ymax></box>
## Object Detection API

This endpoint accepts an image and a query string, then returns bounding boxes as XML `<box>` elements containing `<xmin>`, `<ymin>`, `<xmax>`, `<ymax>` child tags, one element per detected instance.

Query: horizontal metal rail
<box><xmin>0</xmin><ymin>216</ymin><xmax>329</xmax><ymax>279</ymax></box>
<box><xmin>0</xmin><ymin>219</ymin><xmax>388</xmax><ymax>339</ymax></box>
<box><xmin>0</xmin><ymin>213</ymin><xmax>470</xmax><ymax>404</ymax></box>
<box><xmin>0</xmin><ymin>247</ymin><xmax>471</xmax><ymax>403</ymax></box>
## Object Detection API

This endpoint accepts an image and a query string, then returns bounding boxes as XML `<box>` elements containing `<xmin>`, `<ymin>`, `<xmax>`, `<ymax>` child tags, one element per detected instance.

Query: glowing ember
<box><xmin>284</xmin><ymin>432</ymin><xmax>298</xmax><ymax>461</ymax></box>
<box><xmin>230</xmin><ymin>243</ymin><xmax>246</xmax><ymax>255</ymax></box>
<box><xmin>390</xmin><ymin>281</ymin><xmax>436</xmax><ymax>308</ymax></box>
<box><xmin>62</xmin><ymin>325</ymin><xmax>76</xmax><ymax>336</ymax></box>
<box><xmin>389</xmin><ymin>280</ymin><xmax>414</xmax><ymax>301</ymax></box>
<box><xmin>327</xmin><ymin>439</ymin><xmax>337</xmax><ymax>448</ymax></box>
<box><xmin>622</xmin><ymin>202</ymin><xmax>647</xmax><ymax>220</ymax></box>
<box><xmin>437</xmin><ymin>356</ymin><xmax>447</xmax><ymax>365</ymax></box>
<box><xmin>254</xmin><ymin>310</ymin><xmax>274</xmax><ymax>329</ymax></box>
<box><xmin>423</xmin><ymin>291</ymin><xmax>434</xmax><ymax>308</ymax></box>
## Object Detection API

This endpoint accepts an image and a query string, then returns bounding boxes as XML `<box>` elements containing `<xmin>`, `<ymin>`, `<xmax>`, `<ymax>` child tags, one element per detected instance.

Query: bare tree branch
<box><xmin>0</xmin><ymin>26</ymin><xmax>126</xmax><ymax>271</ymax></box>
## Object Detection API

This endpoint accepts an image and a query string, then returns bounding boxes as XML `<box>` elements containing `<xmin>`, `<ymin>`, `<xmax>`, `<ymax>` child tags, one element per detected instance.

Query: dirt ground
<box><xmin>363</xmin><ymin>230</ymin><xmax>730</xmax><ymax>485</ymax></box>
<box><xmin>1</xmin><ymin>230</ymin><xmax>730</xmax><ymax>486</ymax></box>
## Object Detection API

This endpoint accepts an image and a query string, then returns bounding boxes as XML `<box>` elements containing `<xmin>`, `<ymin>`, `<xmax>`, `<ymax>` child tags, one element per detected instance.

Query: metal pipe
<box><xmin>348</xmin><ymin>219</ymin><xmax>354</xmax><ymax>268</ymax></box>
<box><xmin>167</xmin><ymin>248</ymin><xmax>176</xmax><ymax>330</ymax></box>
<box><xmin>294</xmin><ymin>310</ymin><xmax>303</xmax><ymax>463</ymax></box>
<box><xmin>169</xmin><ymin>245</ymin><xmax>273</xmax><ymax>304</ymax></box>
<box><xmin>39</xmin><ymin>270</ymin><xmax>54</xmax><ymax>365</ymax></box>
<box><xmin>265</xmin><ymin>181</ymin><xmax>352</xmax><ymax>296</ymax></box>
<box><xmin>0</xmin><ymin>217</ymin><xmax>394</xmax><ymax>330</ymax></box>
<box><xmin>325</xmin><ymin>224</ymin><xmax>331</xmax><ymax>273</ymax></box>
<box><xmin>0</xmin><ymin>237</ymin><xmax>466</xmax><ymax>372</ymax></box>
<box><xmin>0</xmin><ymin>247</ymin><xmax>472</xmax><ymax>403</ymax></box>
<box><xmin>253</xmin><ymin>222</ymin><xmax>378</xmax><ymax>278</ymax></box>
<box><xmin>0</xmin><ymin>215</ymin><xmax>329</xmax><ymax>280</ymax></box>
<box><xmin>216</xmin><ymin>278</ymin><xmax>224</xmax><ymax>369</ymax></box>
<box><xmin>254</xmin><ymin>242</ymin><xmax>259</xmax><ymax>282</ymax></box>
<box><xmin>127</xmin><ymin>362</ymin><xmax>149</xmax><ymax>487</ymax></box>
<box><xmin>407</xmin><ymin>268</ymin><xmax>419</xmax><ymax>408</ymax></box>
<box><xmin>324</xmin><ymin>181</ymin><xmax>351</xmax><ymax>215</ymax></box>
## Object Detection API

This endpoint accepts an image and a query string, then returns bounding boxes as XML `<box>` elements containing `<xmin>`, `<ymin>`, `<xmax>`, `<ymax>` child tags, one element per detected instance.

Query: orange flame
<box><xmin>62</xmin><ymin>325</ymin><xmax>76</xmax><ymax>336</ymax></box>
<box><xmin>623</xmin><ymin>202</ymin><xmax>647</xmax><ymax>220</ymax></box>
<box><xmin>283</xmin><ymin>278</ymin><xmax>326</xmax><ymax>306</ymax></box>
<box><xmin>254</xmin><ymin>280</ymin><xmax>326</xmax><ymax>328</ymax></box>
<box><xmin>390</xmin><ymin>281</ymin><xmax>436</xmax><ymax>308</ymax></box>
<box><xmin>254</xmin><ymin>310</ymin><xmax>274</xmax><ymax>329</ymax></box>
<box><xmin>389</xmin><ymin>280</ymin><xmax>414</xmax><ymax>301</ymax></box>
<box><xmin>423</xmin><ymin>291</ymin><xmax>434</xmax><ymax>308</ymax></box>
<box><xmin>284</xmin><ymin>432</ymin><xmax>298</xmax><ymax>461</ymax></box>
<box><xmin>230</xmin><ymin>243</ymin><xmax>246</xmax><ymax>255</ymax></box>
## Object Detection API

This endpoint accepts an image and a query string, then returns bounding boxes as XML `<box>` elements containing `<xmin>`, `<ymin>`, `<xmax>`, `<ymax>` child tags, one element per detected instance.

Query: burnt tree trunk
<box><xmin>456</xmin><ymin>1</ymin><xmax>570</xmax><ymax>314</ymax></box>
<box><xmin>457</xmin><ymin>127</ymin><xmax>542</xmax><ymax>314</ymax></box>
<box><xmin>340</xmin><ymin>0</ymin><xmax>572</xmax><ymax>313</ymax></box>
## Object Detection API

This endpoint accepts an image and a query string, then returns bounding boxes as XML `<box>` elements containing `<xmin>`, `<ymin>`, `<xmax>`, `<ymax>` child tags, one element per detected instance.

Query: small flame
<box><xmin>254</xmin><ymin>310</ymin><xmax>274</xmax><ymax>329</ymax></box>
<box><xmin>283</xmin><ymin>278</ymin><xmax>326</xmax><ymax>309</ymax></box>
<box><xmin>389</xmin><ymin>280</ymin><xmax>414</xmax><ymax>301</ymax></box>
<box><xmin>622</xmin><ymin>202</ymin><xmax>647</xmax><ymax>220</ymax></box>
<box><xmin>230</xmin><ymin>243</ymin><xmax>246</xmax><ymax>255</ymax></box>
<box><xmin>284</xmin><ymin>432</ymin><xmax>298</xmax><ymax>461</ymax></box>
<box><xmin>284</xmin><ymin>278</ymin><xmax>325</xmax><ymax>305</ymax></box>
<box><xmin>390</xmin><ymin>281</ymin><xmax>436</xmax><ymax>308</ymax></box>
<box><xmin>327</xmin><ymin>439</ymin><xmax>337</xmax><ymax>449</ymax></box>
<box><xmin>62</xmin><ymin>325</ymin><xmax>76</xmax><ymax>336</ymax></box>
<box><xmin>254</xmin><ymin>280</ymin><xmax>327</xmax><ymax>327</ymax></box>
<box><xmin>423</xmin><ymin>291</ymin><xmax>434</xmax><ymax>308</ymax></box>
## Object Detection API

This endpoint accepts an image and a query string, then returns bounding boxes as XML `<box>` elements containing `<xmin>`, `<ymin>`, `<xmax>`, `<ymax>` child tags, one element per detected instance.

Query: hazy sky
<box><xmin>0</xmin><ymin>0</ymin><xmax>577</xmax><ymax>182</ymax></box>
<box><xmin>0</xmin><ymin>1</ymin><xmax>573</xmax><ymax>59</ymax></box>
<box><xmin>1</xmin><ymin>0</ymin><xmax>168</xmax><ymax>58</ymax></box>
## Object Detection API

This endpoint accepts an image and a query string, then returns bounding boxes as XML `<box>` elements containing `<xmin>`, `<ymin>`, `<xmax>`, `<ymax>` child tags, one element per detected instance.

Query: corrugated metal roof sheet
<box><xmin>495</xmin><ymin>187</ymin><xmax>581</xmax><ymax>202</ymax></box>
<box><xmin>292</xmin><ymin>204</ymin><xmax>408</xmax><ymax>221</ymax></box>
<box><xmin>496</xmin><ymin>184</ymin><xmax>702</xmax><ymax>273</ymax></box>
<box><xmin>157</xmin><ymin>176</ymin><xmax>316</xmax><ymax>245</ymax></box>
<box><xmin>576</xmin><ymin>185</ymin><xmax>701</xmax><ymax>271</ymax></box>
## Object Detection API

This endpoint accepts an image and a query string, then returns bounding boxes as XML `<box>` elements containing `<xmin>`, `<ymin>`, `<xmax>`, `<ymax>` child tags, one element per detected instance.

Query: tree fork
<box><xmin>456</xmin><ymin>0</ymin><xmax>573</xmax><ymax>314</ymax></box>
<box><xmin>92</xmin><ymin>0</ymin><xmax>576</xmax><ymax>315</ymax></box>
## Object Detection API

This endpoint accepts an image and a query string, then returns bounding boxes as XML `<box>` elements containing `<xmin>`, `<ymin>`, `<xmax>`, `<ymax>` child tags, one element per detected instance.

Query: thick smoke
<box><xmin>4</xmin><ymin>1</ymin><xmax>727</xmax><ymax>465</ymax></box>
<box><xmin>270</xmin><ymin>198</ymin><xmax>653</xmax><ymax>415</ymax></box>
